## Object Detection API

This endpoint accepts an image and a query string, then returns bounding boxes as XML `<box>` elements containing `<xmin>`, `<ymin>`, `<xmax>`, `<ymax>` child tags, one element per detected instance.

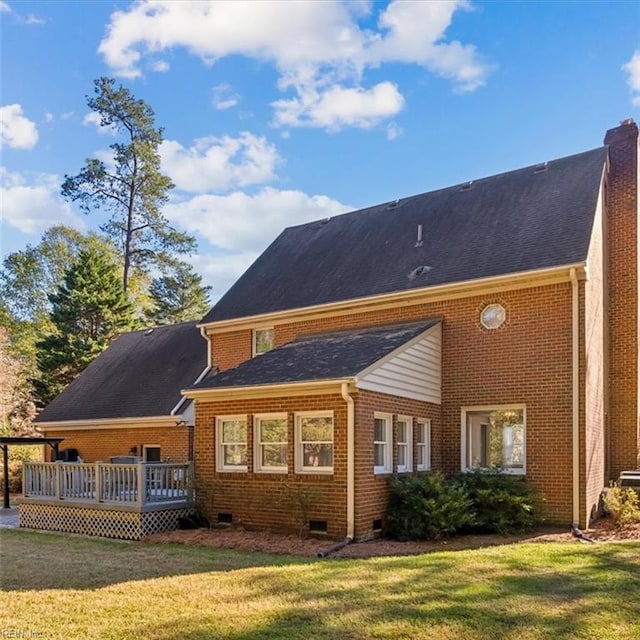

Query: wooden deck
<box><xmin>19</xmin><ymin>461</ymin><xmax>194</xmax><ymax>540</ymax></box>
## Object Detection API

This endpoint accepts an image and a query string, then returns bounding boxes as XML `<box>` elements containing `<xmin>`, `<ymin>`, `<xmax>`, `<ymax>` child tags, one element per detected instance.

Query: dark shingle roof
<box><xmin>202</xmin><ymin>147</ymin><xmax>607</xmax><ymax>324</ymax></box>
<box><xmin>189</xmin><ymin>320</ymin><xmax>439</xmax><ymax>391</ymax></box>
<box><xmin>36</xmin><ymin>322</ymin><xmax>207</xmax><ymax>422</ymax></box>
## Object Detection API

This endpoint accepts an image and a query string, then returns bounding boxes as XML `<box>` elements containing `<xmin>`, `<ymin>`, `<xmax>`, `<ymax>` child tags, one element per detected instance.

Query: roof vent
<box><xmin>534</xmin><ymin>162</ymin><xmax>549</xmax><ymax>173</ymax></box>
<box><xmin>459</xmin><ymin>181</ymin><xmax>473</xmax><ymax>191</ymax></box>
<box><xmin>408</xmin><ymin>265</ymin><xmax>432</xmax><ymax>280</ymax></box>
<box><xmin>415</xmin><ymin>224</ymin><xmax>423</xmax><ymax>247</ymax></box>
<box><xmin>144</xmin><ymin>329</ymin><xmax>153</xmax><ymax>336</ymax></box>
<box><xmin>386</xmin><ymin>199</ymin><xmax>401</xmax><ymax>210</ymax></box>
<box><xmin>320</xmin><ymin>217</ymin><xmax>330</xmax><ymax>225</ymax></box>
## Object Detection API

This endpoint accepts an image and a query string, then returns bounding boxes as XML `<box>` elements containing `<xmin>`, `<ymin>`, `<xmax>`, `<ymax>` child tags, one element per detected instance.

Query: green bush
<box><xmin>385</xmin><ymin>472</ymin><xmax>474</xmax><ymax>540</ymax></box>
<box><xmin>452</xmin><ymin>470</ymin><xmax>543</xmax><ymax>535</ymax></box>
<box><xmin>604</xmin><ymin>483</ymin><xmax>640</xmax><ymax>528</ymax></box>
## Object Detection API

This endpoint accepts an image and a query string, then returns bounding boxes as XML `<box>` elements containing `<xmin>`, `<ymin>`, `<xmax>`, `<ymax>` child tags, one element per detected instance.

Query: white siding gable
<box><xmin>355</xmin><ymin>323</ymin><xmax>441</xmax><ymax>404</ymax></box>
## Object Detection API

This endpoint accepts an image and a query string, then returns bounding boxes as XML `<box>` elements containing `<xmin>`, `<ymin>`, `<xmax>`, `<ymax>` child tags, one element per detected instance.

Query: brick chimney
<box><xmin>603</xmin><ymin>119</ymin><xmax>639</xmax><ymax>476</ymax></box>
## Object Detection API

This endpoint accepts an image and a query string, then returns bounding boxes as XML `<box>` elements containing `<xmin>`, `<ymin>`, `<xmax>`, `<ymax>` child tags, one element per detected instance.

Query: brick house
<box><xmin>183</xmin><ymin>120</ymin><xmax>638</xmax><ymax>539</ymax></box>
<box><xmin>36</xmin><ymin>120</ymin><xmax>638</xmax><ymax>540</ymax></box>
<box><xmin>35</xmin><ymin>322</ymin><xmax>207</xmax><ymax>464</ymax></box>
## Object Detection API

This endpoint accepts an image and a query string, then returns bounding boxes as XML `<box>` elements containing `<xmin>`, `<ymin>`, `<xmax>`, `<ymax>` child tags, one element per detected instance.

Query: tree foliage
<box><xmin>35</xmin><ymin>248</ymin><xmax>135</xmax><ymax>404</ymax></box>
<box><xmin>146</xmin><ymin>260</ymin><xmax>212</xmax><ymax>325</ymax></box>
<box><xmin>61</xmin><ymin>77</ymin><xmax>195</xmax><ymax>291</ymax></box>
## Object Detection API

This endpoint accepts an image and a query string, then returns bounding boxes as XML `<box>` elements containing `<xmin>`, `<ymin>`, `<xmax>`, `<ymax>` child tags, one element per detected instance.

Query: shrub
<box><xmin>604</xmin><ymin>483</ymin><xmax>640</xmax><ymax>528</ymax></box>
<box><xmin>385</xmin><ymin>472</ymin><xmax>474</xmax><ymax>540</ymax></box>
<box><xmin>452</xmin><ymin>470</ymin><xmax>542</xmax><ymax>535</ymax></box>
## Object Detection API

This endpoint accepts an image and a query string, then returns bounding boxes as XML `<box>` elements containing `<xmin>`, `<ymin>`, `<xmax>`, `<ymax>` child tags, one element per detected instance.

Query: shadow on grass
<box><xmin>0</xmin><ymin>529</ymin><xmax>310</xmax><ymax>591</ymax></box>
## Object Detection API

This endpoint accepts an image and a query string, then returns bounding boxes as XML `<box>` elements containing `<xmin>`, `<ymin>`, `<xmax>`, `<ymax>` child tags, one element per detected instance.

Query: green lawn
<box><xmin>1</xmin><ymin>530</ymin><xmax>639</xmax><ymax>640</ymax></box>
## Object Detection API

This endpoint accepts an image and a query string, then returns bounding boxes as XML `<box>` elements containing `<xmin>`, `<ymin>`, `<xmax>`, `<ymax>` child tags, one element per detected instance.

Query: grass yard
<box><xmin>1</xmin><ymin>530</ymin><xmax>639</xmax><ymax>640</ymax></box>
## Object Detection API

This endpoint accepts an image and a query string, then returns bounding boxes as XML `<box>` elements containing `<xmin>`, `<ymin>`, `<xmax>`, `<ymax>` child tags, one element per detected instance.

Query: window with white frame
<box><xmin>295</xmin><ymin>412</ymin><xmax>333</xmax><ymax>473</ymax></box>
<box><xmin>216</xmin><ymin>416</ymin><xmax>248</xmax><ymax>472</ymax></box>
<box><xmin>254</xmin><ymin>414</ymin><xmax>288</xmax><ymax>473</ymax></box>
<box><xmin>416</xmin><ymin>419</ymin><xmax>431</xmax><ymax>471</ymax></box>
<box><xmin>253</xmin><ymin>327</ymin><xmax>274</xmax><ymax>356</ymax></box>
<box><xmin>396</xmin><ymin>416</ymin><xmax>413</xmax><ymax>473</ymax></box>
<box><xmin>374</xmin><ymin>412</ymin><xmax>393</xmax><ymax>474</ymax></box>
<box><xmin>463</xmin><ymin>407</ymin><xmax>525</xmax><ymax>474</ymax></box>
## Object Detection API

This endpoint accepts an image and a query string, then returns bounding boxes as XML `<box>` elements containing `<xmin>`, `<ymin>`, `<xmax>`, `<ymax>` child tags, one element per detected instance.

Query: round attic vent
<box><xmin>480</xmin><ymin>304</ymin><xmax>506</xmax><ymax>329</ymax></box>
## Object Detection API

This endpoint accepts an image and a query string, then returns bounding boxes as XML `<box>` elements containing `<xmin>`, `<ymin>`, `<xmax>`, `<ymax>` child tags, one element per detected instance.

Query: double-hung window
<box><xmin>374</xmin><ymin>412</ymin><xmax>393</xmax><ymax>474</ymax></box>
<box><xmin>396</xmin><ymin>416</ymin><xmax>413</xmax><ymax>473</ymax></box>
<box><xmin>462</xmin><ymin>406</ymin><xmax>525</xmax><ymax>474</ymax></box>
<box><xmin>253</xmin><ymin>327</ymin><xmax>274</xmax><ymax>356</ymax></box>
<box><xmin>216</xmin><ymin>416</ymin><xmax>248</xmax><ymax>472</ymax></box>
<box><xmin>416</xmin><ymin>419</ymin><xmax>431</xmax><ymax>471</ymax></box>
<box><xmin>295</xmin><ymin>412</ymin><xmax>333</xmax><ymax>473</ymax></box>
<box><xmin>254</xmin><ymin>414</ymin><xmax>288</xmax><ymax>473</ymax></box>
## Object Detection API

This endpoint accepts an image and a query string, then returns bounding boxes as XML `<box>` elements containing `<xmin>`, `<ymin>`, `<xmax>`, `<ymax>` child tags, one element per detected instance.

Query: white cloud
<box><xmin>273</xmin><ymin>81</ymin><xmax>404</xmax><ymax>130</ymax></box>
<box><xmin>25</xmin><ymin>13</ymin><xmax>45</xmax><ymax>25</ymax></box>
<box><xmin>0</xmin><ymin>2</ymin><xmax>10</xmax><ymax>12</ymax></box>
<box><xmin>212</xmin><ymin>83</ymin><xmax>240</xmax><ymax>110</ymax></box>
<box><xmin>98</xmin><ymin>0</ymin><xmax>491</xmax><ymax>131</ymax></box>
<box><xmin>0</xmin><ymin>169</ymin><xmax>87</xmax><ymax>234</ymax></box>
<box><xmin>82</xmin><ymin>111</ymin><xmax>118</xmax><ymax>135</ymax></box>
<box><xmin>43</xmin><ymin>112</ymin><xmax>54</xmax><ymax>123</ymax></box>
<box><xmin>0</xmin><ymin>104</ymin><xmax>38</xmax><ymax>149</ymax></box>
<box><xmin>151</xmin><ymin>60</ymin><xmax>170</xmax><ymax>72</ymax></box>
<box><xmin>623</xmin><ymin>50</ymin><xmax>640</xmax><ymax>107</ymax></box>
<box><xmin>160</xmin><ymin>132</ymin><xmax>280</xmax><ymax>192</ymax></box>
<box><xmin>187</xmin><ymin>251</ymin><xmax>260</xmax><ymax>301</ymax></box>
<box><xmin>164</xmin><ymin>186</ymin><xmax>351</xmax><ymax>252</ymax></box>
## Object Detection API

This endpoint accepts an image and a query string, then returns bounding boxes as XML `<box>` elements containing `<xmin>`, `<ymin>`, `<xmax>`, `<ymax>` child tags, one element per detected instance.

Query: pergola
<box><xmin>0</xmin><ymin>436</ymin><xmax>65</xmax><ymax>509</ymax></box>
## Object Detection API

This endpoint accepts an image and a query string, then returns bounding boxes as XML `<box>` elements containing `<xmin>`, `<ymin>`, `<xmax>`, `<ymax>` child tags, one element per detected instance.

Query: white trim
<box><xmin>570</xmin><ymin>268</ymin><xmax>580</xmax><ymax>525</ymax></box>
<box><xmin>294</xmin><ymin>411</ymin><xmax>334</xmax><ymax>475</ymax></box>
<box><xmin>252</xmin><ymin>326</ymin><xmax>274</xmax><ymax>357</ymax></box>
<box><xmin>171</xmin><ymin>366</ymin><xmax>211</xmax><ymax>415</ymax></box>
<box><xmin>460</xmin><ymin>405</ymin><xmax>527</xmax><ymax>475</ymax></box>
<box><xmin>341</xmin><ymin>383</ymin><xmax>355</xmax><ymax>540</ymax></box>
<box><xmin>200</xmin><ymin>263</ymin><xmax>586</xmax><ymax>333</ymax></box>
<box><xmin>373</xmin><ymin>412</ymin><xmax>393</xmax><ymax>475</ymax></box>
<box><xmin>253</xmin><ymin>413</ymin><xmax>288</xmax><ymax>474</ymax></box>
<box><xmin>183</xmin><ymin>378</ymin><xmax>351</xmax><ymax>401</ymax></box>
<box><xmin>416</xmin><ymin>419</ymin><xmax>432</xmax><ymax>471</ymax></box>
<box><xmin>143</xmin><ymin>444</ymin><xmax>161</xmax><ymax>462</ymax></box>
<box><xmin>36</xmin><ymin>415</ymin><xmax>180</xmax><ymax>431</ymax></box>
<box><xmin>396</xmin><ymin>415</ymin><xmax>413</xmax><ymax>473</ymax></box>
<box><xmin>216</xmin><ymin>415</ymin><xmax>248</xmax><ymax>473</ymax></box>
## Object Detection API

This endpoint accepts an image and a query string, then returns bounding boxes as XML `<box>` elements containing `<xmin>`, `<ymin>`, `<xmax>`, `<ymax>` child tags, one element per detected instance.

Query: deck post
<box><xmin>95</xmin><ymin>463</ymin><xmax>102</xmax><ymax>502</ymax></box>
<box><xmin>137</xmin><ymin>463</ymin><xmax>144</xmax><ymax>508</ymax></box>
<box><xmin>1</xmin><ymin>444</ymin><xmax>9</xmax><ymax>509</ymax></box>
<box><xmin>55</xmin><ymin>463</ymin><xmax>62</xmax><ymax>500</ymax></box>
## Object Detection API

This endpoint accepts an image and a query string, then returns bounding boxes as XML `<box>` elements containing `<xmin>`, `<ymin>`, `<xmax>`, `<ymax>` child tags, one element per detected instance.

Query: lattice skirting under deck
<box><xmin>19</xmin><ymin>503</ymin><xmax>194</xmax><ymax>540</ymax></box>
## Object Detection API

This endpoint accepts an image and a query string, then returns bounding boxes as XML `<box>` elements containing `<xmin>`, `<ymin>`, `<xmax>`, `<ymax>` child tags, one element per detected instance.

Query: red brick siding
<box><xmin>201</xmin><ymin>283</ymin><xmax>578</xmax><ymax>528</ymax></box>
<box><xmin>41</xmin><ymin>426</ymin><xmax>190</xmax><ymax>463</ymax></box>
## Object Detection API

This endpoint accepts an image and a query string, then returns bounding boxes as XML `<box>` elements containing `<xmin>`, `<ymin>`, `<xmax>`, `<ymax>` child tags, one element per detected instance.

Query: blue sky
<box><xmin>1</xmin><ymin>0</ymin><xmax>639</xmax><ymax>301</ymax></box>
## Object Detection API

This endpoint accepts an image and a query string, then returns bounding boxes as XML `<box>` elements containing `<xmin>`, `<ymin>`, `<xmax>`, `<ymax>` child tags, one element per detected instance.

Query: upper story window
<box><xmin>374</xmin><ymin>412</ymin><xmax>393</xmax><ymax>474</ymax></box>
<box><xmin>295</xmin><ymin>412</ymin><xmax>333</xmax><ymax>474</ymax></box>
<box><xmin>216</xmin><ymin>416</ymin><xmax>248</xmax><ymax>472</ymax></box>
<box><xmin>463</xmin><ymin>407</ymin><xmax>525</xmax><ymax>474</ymax></box>
<box><xmin>396</xmin><ymin>416</ymin><xmax>413</xmax><ymax>473</ymax></box>
<box><xmin>254</xmin><ymin>414</ymin><xmax>288</xmax><ymax>473</ymax></box>
<box><xmin>253</xmin><ymin>327</ymin><xmax>274</xmax><ymax>356</ymax></box>
<box><xmin>416</xmin><ymin>419</ymin><xmax>431</xmax><ymax>471</ymax></box>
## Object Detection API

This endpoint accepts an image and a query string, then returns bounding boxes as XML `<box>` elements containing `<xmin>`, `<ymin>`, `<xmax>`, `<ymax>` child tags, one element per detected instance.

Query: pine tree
<box><xmin>35</xmin><ymin>249</ymin><xmax>135</xmax><ymax>404</ymax></box>
<box><xmin>62</xmin><ymin>77</ymin><xmax>195</xmax><ymax>291</ymax></box>
<box><xmin>146</xmin><ymin>260</ymin><xmax>212</xmax><ymax>325</ymax></box>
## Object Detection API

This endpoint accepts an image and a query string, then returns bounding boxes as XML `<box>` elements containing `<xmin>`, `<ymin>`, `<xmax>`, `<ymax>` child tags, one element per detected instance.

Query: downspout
<box><xmin>319</xmin><ymin>383</ymin><xmax>355</xmax><ymax>558</ymax></box>
<box><xmin>200</xmin><ymin>326</ymin><xmax>212</xmax><ymax>368</ymax></box>
<box><xmin>570</xmin><ymin>268</ymin><xmax>580</xmax><ymax>526</ymax></box>
<box><xmin>341</xmin><ymin>382</ymin><xmax>355</xmax><ymax>541</ymax></box>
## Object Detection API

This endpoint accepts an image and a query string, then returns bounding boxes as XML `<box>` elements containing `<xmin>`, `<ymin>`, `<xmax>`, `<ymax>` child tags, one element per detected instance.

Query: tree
<box><xmin>0</xmin><ymin>225</ymin><xmax>117</xmax><ymax>323</ymax></box>
<box><xmin>62</xmin><ymin>77</ymin><xmax>195</xmax><ymax>291</ymax></box>
<box><xmin>146</xmin><ymin>260</ymin><xmax>212</xmax><ymax>325</ymax></box>
<box><xmin>35</xmin><ymin>248</ymin><xmax>135</xmax><ymax>404</ymax></box>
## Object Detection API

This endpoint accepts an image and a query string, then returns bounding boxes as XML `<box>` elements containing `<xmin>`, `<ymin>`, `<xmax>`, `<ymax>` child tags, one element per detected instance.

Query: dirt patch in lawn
<box><xmin>144</xmin><ymin>518</ymin><xmax>640</xmax><ymax>558</ymax></box>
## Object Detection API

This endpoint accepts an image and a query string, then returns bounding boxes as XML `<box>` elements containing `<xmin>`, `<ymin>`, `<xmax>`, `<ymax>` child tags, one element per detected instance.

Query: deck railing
<box><xmin>23</xmin><ymin>461</ymin><xmax>193</xmax><ymax>508</ymax></box>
